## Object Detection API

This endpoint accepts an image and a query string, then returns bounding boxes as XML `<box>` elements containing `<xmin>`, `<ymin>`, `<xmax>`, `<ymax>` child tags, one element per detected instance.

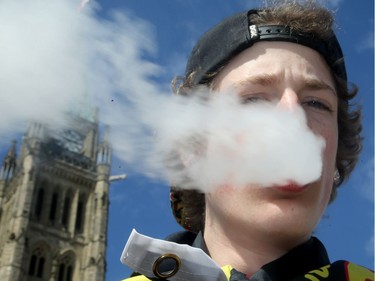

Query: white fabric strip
<box><xmin>121</xmin><ymin>229</ymin><xmax>227</xmax><ymax>281</ymax></box>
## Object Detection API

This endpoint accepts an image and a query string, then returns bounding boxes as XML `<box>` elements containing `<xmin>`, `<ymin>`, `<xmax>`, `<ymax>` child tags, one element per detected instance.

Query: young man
<box><xmin>121</xmin><ymin>2</ymin><xmax>373</xmax><ymax>280</ymax></box>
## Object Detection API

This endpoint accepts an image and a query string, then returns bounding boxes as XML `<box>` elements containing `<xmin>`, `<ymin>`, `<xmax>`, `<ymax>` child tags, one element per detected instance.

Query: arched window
<box><xmin>75</xmin><ymin>199</ymin><xmax>85</xmax><ymax>234</ymax></box>
<box><xmin>34</xmin><ymin>188</ymin><xmax>44</xmax><ymax>220</ymax></box>
<box><xmin>66</xmin><ymin>265</ymin><xmax>73</xmax><ymax>281</ymax></box>
<box><xmin>49</xmin><ymin>192</ymin><xmax>58</xmax><ymax>223</ymax></box>
<box><xmin>57</xmin><ymin>253</ymin><xmax>74</xmax><ymax>281</ymax></box>
<box><xmin>28</xmin><ymin>247</ymin><xmax>47</xmax><ymax>279</ymax></box>
<box><xmin>61</xmin><ymin>196</ymin><xmax>70</xmax><ymax>227</ymax></box>
<box><xmin>28</xmin><ymin>255</ymin><xmax>37</xmax><ymax>276</ymax></box>
<box><xmin>57</xmin><ymin>264</ymin><xmax>65</xmax><ymax>281</ymax></box>
<box><xmin>37</xmin><ymin>257</ymin><xmax>45</xmax><ymax>277</ymax></box>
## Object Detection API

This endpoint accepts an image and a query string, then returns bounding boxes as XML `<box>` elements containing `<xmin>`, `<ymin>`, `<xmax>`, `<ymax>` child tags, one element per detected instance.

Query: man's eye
<box><xmin>304</xmin><ymin>100</ymin><xmax>333</xmax><ymax>112</ymax></box>
<box><xmin>241</xmin><ymin>96</ymin><xmax>265</xmax><ymax>104</ymax></box>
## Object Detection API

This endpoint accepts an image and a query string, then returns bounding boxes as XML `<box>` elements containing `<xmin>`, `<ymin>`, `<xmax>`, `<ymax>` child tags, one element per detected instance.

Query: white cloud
<box><xmin>349</xmin><ymin>153</ymin><xmax>375</xmax><ymax>203</ymax></box>
<box><xmin>366</xmin><ymin>235</ymin><xmax>374</xmax><ymax>257</ymax></box>
<box><xmin>357</xmin><ymin>30</ymin><xmax>375</xmax><ymax>52</ymax></box>
<box><xmin>324</xmin><ymin>0</ymin><xmax>343</xmax><ymax>8</ymax></box>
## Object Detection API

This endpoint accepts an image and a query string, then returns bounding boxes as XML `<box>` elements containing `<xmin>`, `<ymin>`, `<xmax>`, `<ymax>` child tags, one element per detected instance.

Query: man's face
<box><xmin>205</xmin><ymin>41</ymin><xmax>338</xmax><ymax>247</ymax></box>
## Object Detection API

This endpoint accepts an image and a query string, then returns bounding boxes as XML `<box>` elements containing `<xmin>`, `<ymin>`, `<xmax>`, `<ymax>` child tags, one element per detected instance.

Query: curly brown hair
<box><xmin>170</xmin><ymin>1</ymin><xmax>362</xmax><ymax>233</ymax></box>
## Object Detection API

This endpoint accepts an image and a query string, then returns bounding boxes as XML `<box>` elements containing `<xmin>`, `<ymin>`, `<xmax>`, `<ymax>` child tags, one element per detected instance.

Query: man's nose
<box><xmin>277</xmin><ymin>89</ymin><xmax>299</xmax><ymax>110</ymax></box>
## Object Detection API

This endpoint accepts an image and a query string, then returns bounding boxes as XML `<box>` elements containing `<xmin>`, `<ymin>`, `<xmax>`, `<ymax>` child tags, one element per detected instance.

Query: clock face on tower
<box><xmin>57</xmin><ymin>129</ymin><xmax>84</xmax><ymax>153</ymax></box>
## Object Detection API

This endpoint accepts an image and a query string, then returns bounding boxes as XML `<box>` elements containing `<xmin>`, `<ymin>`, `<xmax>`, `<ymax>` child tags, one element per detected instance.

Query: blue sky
<box><xmin>0</xmin><ymin>0</ymin><xmax>373</xmax><ymax>280</ymax></box>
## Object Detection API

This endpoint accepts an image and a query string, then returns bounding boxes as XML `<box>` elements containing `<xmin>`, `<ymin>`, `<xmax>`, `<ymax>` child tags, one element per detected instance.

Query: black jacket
<box><xmin>127</xmin><ymin>231</ymin><xmax>374</xmax><ymax>281</ymax></box>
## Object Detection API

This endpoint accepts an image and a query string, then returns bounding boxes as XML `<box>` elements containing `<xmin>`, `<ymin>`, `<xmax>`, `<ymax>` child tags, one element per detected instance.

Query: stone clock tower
<box><xmin>0</xmin><ymin>114</ymin><xmax>111</xmax><ymax>281</ymax></box>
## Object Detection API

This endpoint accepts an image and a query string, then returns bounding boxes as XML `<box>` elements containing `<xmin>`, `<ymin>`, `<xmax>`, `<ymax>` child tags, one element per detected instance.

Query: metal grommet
<box><xmin>152</xmin><ymin>253</ymin><xmax>181</xmax><ymax>279</ymax></box>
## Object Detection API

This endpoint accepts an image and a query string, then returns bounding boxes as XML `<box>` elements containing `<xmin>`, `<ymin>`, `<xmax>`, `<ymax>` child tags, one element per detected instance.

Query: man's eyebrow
<box><xmin>237</xmin><ymin>74</ymin><xmax>279</xmax><ymax>87</ymax></box>
<box><xmin>302</xmin><ymin>78</ymin><xmax>336</xmax><ymax>96</ymax></box>
<box><xmin>236</xmin><ymin>74</ymin><xmax>336</xmax><ymax>95</ymax></box>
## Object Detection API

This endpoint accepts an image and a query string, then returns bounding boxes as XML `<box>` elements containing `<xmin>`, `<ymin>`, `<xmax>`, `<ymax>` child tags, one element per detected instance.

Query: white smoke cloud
<box><xmin>0</xmin><ymin>0</ymin><xmax>159</xmax><ymax>138</ymax></box>
<box><xmin>0</xmin><ymin>0</ymin><xmax>325</xmax><ymax>193</ymax></box>
<box><xmin>141</xmin><ymin>92</ymin><xmax>325</xmax><ymax>191</ymax></box>
<box><xmin>1</xmin><ymin>0</ymin><xmax>90</xmax><ymax>133</ymax></box>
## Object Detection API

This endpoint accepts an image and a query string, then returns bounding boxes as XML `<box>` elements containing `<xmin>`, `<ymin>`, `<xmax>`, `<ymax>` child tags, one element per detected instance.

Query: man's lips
<box><xmin>272</xmin><ymin>182</ymin><xmax>308</xmax><ymax>193</ymax></box>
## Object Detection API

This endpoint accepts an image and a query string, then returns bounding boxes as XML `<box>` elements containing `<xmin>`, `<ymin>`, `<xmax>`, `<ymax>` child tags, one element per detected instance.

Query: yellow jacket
<box><xmin>123</xmin><ymin>265</ymin><xmax>232</xmax><ymax>280</ymax></box>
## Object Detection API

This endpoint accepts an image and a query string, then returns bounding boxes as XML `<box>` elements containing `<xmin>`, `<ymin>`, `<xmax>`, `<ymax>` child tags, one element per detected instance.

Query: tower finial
<box><xmin>0</xmin><ymin>140</ymin><xmax>17</xmax><ymax>181</ymax></box>
<box><xmin>96</xmin><ymin>126</ymin><xmax>111</xmax><ymax>165</ymax></box>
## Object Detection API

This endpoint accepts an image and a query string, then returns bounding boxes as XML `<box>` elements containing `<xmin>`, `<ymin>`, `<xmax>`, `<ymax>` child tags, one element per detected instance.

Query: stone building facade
<box><xmin>0</xmin><ymin>115</ymin><xmax>111</xmax><ymax>281</ymax></box>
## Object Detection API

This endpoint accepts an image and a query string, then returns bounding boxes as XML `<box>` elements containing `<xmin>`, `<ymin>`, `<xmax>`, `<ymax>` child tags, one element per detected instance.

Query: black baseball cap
<box><xmin>185</xmin><ymin>9</ymin><xmax>347</xmax><ymax>86</ymax></box>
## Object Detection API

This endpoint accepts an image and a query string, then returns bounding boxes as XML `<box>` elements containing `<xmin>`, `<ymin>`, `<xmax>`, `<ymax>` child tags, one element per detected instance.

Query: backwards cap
<box><xmin>185</xmin><ymin>9</ymin><xmax>347</xmax><ymax>86</ymax></box>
